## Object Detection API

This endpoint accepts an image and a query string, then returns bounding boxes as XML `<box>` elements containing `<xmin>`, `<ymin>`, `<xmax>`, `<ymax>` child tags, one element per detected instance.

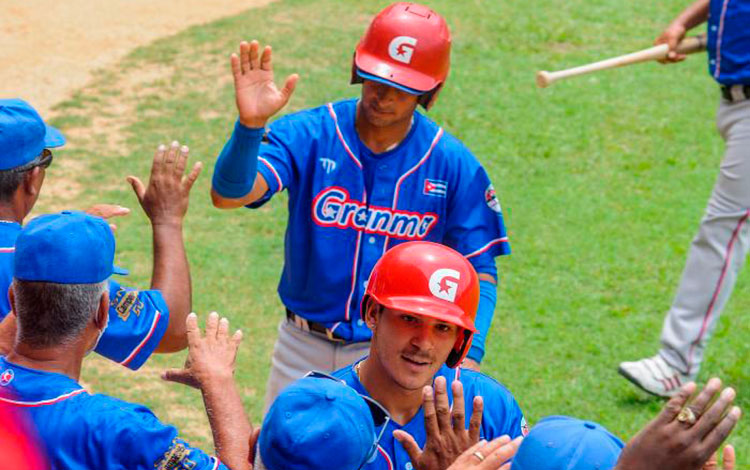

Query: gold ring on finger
<box><xmin>472</xmin><ymin>451</ymin><xmax>486</xmax><ymax>462</ymax></box>
<box><xmin>677</xmin><ymin>406</ymin><xmax>697</xmax><ymax>426</ymax></box>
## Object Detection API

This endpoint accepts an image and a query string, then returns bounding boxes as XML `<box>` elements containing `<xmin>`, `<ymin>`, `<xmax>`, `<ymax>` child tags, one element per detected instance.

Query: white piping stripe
<box><xmin>258</xmin><ymin>157</ymin><xmax>284</xmax><ymax>191</ymax></box>
<box><xmin>714</xmin><ymin>0</ymin><xmax>731</xmax><ymax>78</ymax></box>
<box><xmin>465</xmin><ymin>237</ymin><xmax>509</xmax><ymax>259</ymax></box>
<box><xmin>327</xmin><ymin>103</ymin><xmax>362</xmax><ymax>169</ymax></box>
<box><xmin>382</xmin><ymin>128</ymin><xmax>444</xmax><ymax>254</ymax></box>
<box><xmin>0</xmin><ymin>388</ymin><xmax>86</xmax><ymax>407</ymax></box>
<box><xmin>0</xmin><ymin>247</ymin><xmax>14</xmax><ymax>253</ymax></box>
<box><xmin>120</xmin><ymin>311</ymin><xmax>162</xmax><ymax>366</ymax></box>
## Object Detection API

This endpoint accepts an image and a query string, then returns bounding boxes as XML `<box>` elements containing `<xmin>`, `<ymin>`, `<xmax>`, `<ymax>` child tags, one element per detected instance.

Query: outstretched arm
<box><xmin>163</xmin><ymin>312</ymin><xmax>252</xmax><ymax>470</ymax></box>
<box><xmin>211</xmin><ymin>40</ymin><xmax>298</xmax><ymax>209</ymax></box>
<box><xmin>128</xmin><ymin>142</ymin><xmax>202</xmax><ymax>352</ymax></box>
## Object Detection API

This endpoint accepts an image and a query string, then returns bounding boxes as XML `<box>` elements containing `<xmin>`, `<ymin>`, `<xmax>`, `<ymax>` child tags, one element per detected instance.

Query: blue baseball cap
<box><xmin>511</xmin><ymin>416</ymin><xmax>625</xmax><ymax>470</ymax></box>
<box><xmin>14</xmin><ymin>211</ymin><xmax>128</xmax><ymax>284</ymax></box>
<box><xmin>259</xmin><ymin>376</ymin><xmax>376</xmax><ymax>470</ymax></box>
<box><xmin>0</xmin><ymin>99</ymin><xmax>65</xmax><ymax>171</ymax></box>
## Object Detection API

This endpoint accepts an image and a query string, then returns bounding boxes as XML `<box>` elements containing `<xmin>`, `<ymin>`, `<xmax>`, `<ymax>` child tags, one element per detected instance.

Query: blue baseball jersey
<box><xmin>0</xmin><ymin>221</ymin><xmax>169</xmax><ymax>371</ymax></box>
<box><xmin>251</xmin><ymin>99</ymin><xmax>510</xmax><ymax>342</ymax></box>
<box><xmin>0</xmin><ymin>357</ymin><xmax>226</xmax><ymax>470</ymax></box>
<box><xmin>707</xmin><ymin>0</ymin><xmax>750</xmax><ymax>84</ymax></box>
<box><xmin>333</xmin><ymin>360</ymin><xmax>527</xmax><ymax>470</ymax></box>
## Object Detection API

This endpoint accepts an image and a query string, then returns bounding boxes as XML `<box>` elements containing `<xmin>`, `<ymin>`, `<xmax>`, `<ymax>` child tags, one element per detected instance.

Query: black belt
<box><xmin>721</xmin><ymin>84</ymin><xmax>750</xmax><ymax>103</ymax></box>
<box><xmin>286</xmin><ymin>309</ymin><xmax>346</xmax><ymax>343</ymax></box>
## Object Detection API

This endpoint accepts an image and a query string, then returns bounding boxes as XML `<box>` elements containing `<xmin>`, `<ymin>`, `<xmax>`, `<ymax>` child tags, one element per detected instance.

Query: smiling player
<box><xmin>210</xmin><ymin>2</ymin><xmax>510</xmax><ymax>406</ymax></box>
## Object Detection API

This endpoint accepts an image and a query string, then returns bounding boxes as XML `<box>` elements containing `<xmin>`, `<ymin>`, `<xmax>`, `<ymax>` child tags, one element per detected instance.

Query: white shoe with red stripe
<box><xmin>618</xmin><ymin>355</ymin><xmax>695</xmax><ymax>398</ymax></box>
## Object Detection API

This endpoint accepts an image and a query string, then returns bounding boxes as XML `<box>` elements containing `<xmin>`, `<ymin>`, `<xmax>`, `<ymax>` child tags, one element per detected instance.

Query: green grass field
<box><xmin>37</xmin><ymin>0</ymin><xmax>749</xmax><ymax>459</ymax></box>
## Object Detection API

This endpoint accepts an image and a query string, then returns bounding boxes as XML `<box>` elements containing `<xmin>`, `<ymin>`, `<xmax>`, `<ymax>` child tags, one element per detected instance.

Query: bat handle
<box><xmin>675</xmin><ymin>33</ymin><xmax>707</xmax><ymax>55</ymax></box>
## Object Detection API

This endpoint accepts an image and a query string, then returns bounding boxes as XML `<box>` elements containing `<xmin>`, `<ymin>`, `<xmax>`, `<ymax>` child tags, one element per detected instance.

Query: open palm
<box><xmin>231</xmin><ymin>40</ymin><xmax>299</xmax><ymax>128</ymax></box>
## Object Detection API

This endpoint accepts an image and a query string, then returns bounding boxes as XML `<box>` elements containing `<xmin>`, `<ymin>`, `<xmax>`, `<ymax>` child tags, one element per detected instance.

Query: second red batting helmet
<box><xmin>362</xmin><ymin>241</ymin><xmax>479</xmax><ymax>368</ymax></box>
<box><xmin>351</xmin><ymin>2</ymin><xmax>451</xmax><ymax>110</ymax></box>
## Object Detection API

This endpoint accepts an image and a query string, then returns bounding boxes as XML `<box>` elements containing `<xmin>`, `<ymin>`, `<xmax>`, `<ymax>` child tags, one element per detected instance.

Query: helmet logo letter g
<box><xmin>388</xmin><ymin>36</ymin><xmax>418</xmax><ymax>64</ymax></box>
<box><xmin>429</xmin><ymin>268</ymin><xmax>461</xmax><ymax>302</ymax></box>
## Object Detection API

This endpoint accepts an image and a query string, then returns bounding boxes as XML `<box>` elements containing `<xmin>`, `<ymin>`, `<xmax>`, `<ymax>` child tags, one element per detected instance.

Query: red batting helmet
<box><xmin>351</xmin><ymin>2</ymin><xmax>451</xmax><ymax>110</ymax></box>
<box><xmin>362</xmin><ymin>241</ymin><xmax>479</xmax><ymax>368</ymax></box>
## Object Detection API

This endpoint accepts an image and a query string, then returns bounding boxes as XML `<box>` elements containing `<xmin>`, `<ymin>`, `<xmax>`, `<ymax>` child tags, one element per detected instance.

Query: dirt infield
<box><xmin>0</xmin><ymin>0</ymin><xmax>275</xmax><ymax>116</ymax></box>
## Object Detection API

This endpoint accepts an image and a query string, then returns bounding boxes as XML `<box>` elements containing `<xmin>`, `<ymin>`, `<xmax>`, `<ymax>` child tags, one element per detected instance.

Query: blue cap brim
<box><xmin>112</xmin><ymin>265</ymin><xmax>129</xmax><ymax>276</ymax></box>
<box><xmin>356</xmin><ymin>70</ymin><xmax>425</xmax><ymax>96</ymax></box>
<box><xmin>43</xmin><ymin>124</ymin><xmax>66</xmax><ymax>148</ymax></box>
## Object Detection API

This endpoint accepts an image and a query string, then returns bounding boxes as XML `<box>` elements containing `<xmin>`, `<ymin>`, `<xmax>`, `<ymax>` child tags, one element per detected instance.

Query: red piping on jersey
<box><xmin>714</xmin><ymin>0</ymin><xmax>731</xmax><ymax>79</ymax></box>
<box><xmin>465</xmin><ymin>237</ymin><xmax>509</xmax><ymax>259</ymax></box>
<box><xmin>687</xmin><ymin>209</ymin><xmax>750</xmax><ymax>373</ymax></box>
<box><xmin>0</xmin><ymin>247</ymin><xmax>14</xmax><ymax>253</ymax></box>
<box><xmin>377</xmin><ymin>446</ymin><xmax>394</xmax><ymax>470</ymax></box>
<box><xmin>344</xmin><ymin>196</ymin><xmax>367</xmax><ymax>322</ymax></box>
<box><xmin>383</xmin><ymin>128</ymin><xmax>444</xmax><ymax>253</ymax></box>
<box><xmin>0</xmin><ymin>388</ymin><xmax>87</xmax><ymax>407</ymax></box>
<box><xmin>120</xmin><ymin>311</ymin><xmax>162</xmax><ymax>367</ymax></box>
<box><xmin>327</xmin><ymin>103</ymin><xmax>363</xmax><ymax>169</ymax></box>
<box><xmin>209</xmin><ymin>457</ymin><xmax>221</xmax><ymax>470</ymax></box>
<box><xmin>259</xmin><ymin>157</ymin><xmax>283</xmax><ymax>192</ymax></box>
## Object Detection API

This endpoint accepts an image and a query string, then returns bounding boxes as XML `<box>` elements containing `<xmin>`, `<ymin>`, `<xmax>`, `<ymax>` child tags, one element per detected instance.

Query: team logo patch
<box><xmin>485</xmin><ymin>184</ymin><xmax>502</xmax><ymax>213</ymax></box>
<box><xmin>429</xmin><ymin>268</ymin><xmax>461</xmax><ymax>302</ymax></box>
<box><xmin>423</xmin><ymin>178</ymin><xmax>447</xmax><ymax>198</ymax></box>
<box><xmin>389</xmin><ymin>36</ymin><xmax>417</xmax><ymax>64</ymax></box>
<box><xmin>319</xmin><ymin>157</ymin><xmax>337</xmax><ymax>174</ymax></box>
<box><xmin>111</xmin><ymin>289</ymin><xmax>144</xmax><ymax>322</ymax></box>
<box><xmin>0</xmin><ymin>369</ymin><xmax>14</xmax><ymax>386</ymax></box>
<box><xmin>312</xmin><ymin>187</ymin><xmax>438</xmax><ymax>239</ymax></box>
<box><xmin>157</xmin><ymin>439</ymin><xmax>197</xmax><ymax>470</ymax></box>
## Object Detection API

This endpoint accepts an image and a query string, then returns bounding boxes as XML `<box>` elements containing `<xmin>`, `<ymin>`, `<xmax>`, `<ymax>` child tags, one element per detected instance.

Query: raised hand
<box><xmin>393</xmin><ymin>376</ymin><xmax>484</xmax><ymax>470</ymax></box>
<box><xmin>703</xmin><ymin>445</ymin><xmax>736</xmax><ymax>470</ymax></box>
<box><xmin>615</xmin><ymin>378</ymin><xmax>742</xmax><ymax>470</ymax></box>
<box><xmin>162</xmin><ymin>312</ymin><xmax>243</xmax><ymax>389</ymax></box>
<box><xmin>127</xmin><ymin>141</ymin><xmax>202</xmax><ymax>227</ymax></box>
<box><xmin>446</xmin><ymin>437</ymin><xmax>523</xmax><ymax>470</ymax></box>
<box><xmin>231</xmin><ymin>40</ymin><xmax>299</xmax><ymax>128</ymax></box>
<box><xmin>84</xmin><ymin>204</ymin><xmax>130</xmax><ymax>231</ymax></box>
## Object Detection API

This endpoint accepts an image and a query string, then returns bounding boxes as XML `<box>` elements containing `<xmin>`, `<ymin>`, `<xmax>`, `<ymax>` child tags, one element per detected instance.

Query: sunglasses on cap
<box><xmin>11</xmin><ymin>149</ymin><xmax>53</xmax><ymax>173</ymax></box>
<box><xmin>304</xmin><ymin>370</ymin><xmax>391</xmax><ymax>468</ymax></box>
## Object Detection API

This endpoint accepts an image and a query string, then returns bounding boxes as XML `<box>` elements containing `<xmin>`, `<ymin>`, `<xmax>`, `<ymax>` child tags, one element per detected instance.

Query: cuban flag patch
<box><xmin>423</xmin><ymin>178</ymin><xmax>447</xmax><ymax>198</ymax></box>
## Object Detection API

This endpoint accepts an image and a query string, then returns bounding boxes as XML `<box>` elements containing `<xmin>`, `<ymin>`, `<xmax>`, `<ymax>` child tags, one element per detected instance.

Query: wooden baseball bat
<box><xmin>536</xmin><ymin>34</ymin><xmax>707</xmax><ymax>88</ymax></box>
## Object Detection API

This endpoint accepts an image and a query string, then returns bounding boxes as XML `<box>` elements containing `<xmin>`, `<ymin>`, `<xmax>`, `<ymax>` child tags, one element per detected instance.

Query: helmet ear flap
<box><xmin>350</xmin><ymin>54</ymin><xmax>363</xmax><ymax>85</ymax></box>
<box><xmin>446</xmin><ymin>329</ymin><xmax>473</xmax><ymax>368</ymax></box>
<box><xmin>418</xmin><ymin>84</ymin><xmax>443</xmax><ymax>111</ymax></box>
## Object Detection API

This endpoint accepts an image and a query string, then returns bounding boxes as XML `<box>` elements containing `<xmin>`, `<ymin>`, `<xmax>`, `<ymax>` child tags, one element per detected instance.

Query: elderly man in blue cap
<box><xmin>0</xmin><ymin>98</ymin><xmax>201</xmax><ymax>370</ymax></box>
<box><xmin>0</xmin><ymin>211</ymin><xmax>253</xmax><ymax>469</ymax></box>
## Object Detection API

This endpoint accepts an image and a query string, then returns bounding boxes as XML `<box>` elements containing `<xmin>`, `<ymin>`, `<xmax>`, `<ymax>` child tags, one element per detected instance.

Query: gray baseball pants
<box><xmin>263</xmin><ymin>319</ymin><xmax>370</xmax><ymax>411</ymax></box>
<box><xmin>660</xmin><ymin>97</ymin><xmax>750</xmax><ymax>376</ymax></box>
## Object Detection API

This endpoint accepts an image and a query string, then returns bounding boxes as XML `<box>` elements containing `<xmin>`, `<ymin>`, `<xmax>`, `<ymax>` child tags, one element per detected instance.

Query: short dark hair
<box><xmin>0</xmin><ymin>169</ymin><xmax>25</xmax><ymax>202</ymax></box>
<box><xmin>13</xmin><ymin>279</ymin><xmax>108</xmax><ymax>348</ymax></box>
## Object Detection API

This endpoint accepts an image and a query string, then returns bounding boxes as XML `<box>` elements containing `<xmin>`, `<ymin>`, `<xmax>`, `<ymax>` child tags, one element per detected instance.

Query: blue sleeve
<box><xmin>0</xmin><ymin>252</ymin><xmax>13</xmax><ymax>321</ymax></box>
<box><xmin>465</xmin><ymin>372</ymin><xmax>526</xmax><ymax>440</ymax></box>
<box><xmin>102</xmin><ymin>402</ymin><xmax>228</xmax><ymax>470</ymax></box>
<box><xmin>443</xmin><ymin>158</ymin><xmax>510</xmax><ymax>260</ymax></box>
<box><xmin>466</xmin><ymin>279</ymin><xmax>497</xmax><ymax>364</ymax></box>
<box><xmin>94</xmin><ymin>280</ymin><xmax>170</xmax><ymax>371</ymax></box>
<box><xmin>211</xmin><ymin>120</ymin><xmax>263</xmax><ymax>198</ymax></box>
<box><xmin>247</xmin><ymin>114</ymin><xmax>309</xmax><ymax>209</ymax></box>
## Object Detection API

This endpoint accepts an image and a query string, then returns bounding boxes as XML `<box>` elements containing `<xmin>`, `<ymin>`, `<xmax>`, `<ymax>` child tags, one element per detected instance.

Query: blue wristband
<box><xmin>466</xmin><ymin>279</ymin><xmax>498</xmax><ymax>364</ymax></box>
<box><xmin>212</xmin><ymin>120</ymin><xmax>264</xmax><ymax>198</ymax></box>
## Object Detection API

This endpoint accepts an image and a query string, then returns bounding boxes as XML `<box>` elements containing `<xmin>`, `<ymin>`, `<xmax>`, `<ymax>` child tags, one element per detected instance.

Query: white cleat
<box><xmin>618</xmin><ymin>355</ymin><xmax>695</xmax><ymax>398</ymax></box>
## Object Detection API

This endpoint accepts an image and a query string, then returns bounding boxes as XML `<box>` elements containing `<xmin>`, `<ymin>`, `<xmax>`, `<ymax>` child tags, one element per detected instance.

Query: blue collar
<box><xmin>0</xmin><ymin>357</ymin><xmax>86</xmax><ymax>406</ymax></box>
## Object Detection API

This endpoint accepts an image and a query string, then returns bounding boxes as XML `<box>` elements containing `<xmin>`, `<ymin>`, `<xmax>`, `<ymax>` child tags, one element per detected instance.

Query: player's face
<box><xmin>368</xmin><ymin>305</ymin><xmax>458</xmax><ymax>391</ymax></box>
<box><xmin>359</xmin><ymin>80</ymin><xmax>419</xmax><ymax>128</ymax></box>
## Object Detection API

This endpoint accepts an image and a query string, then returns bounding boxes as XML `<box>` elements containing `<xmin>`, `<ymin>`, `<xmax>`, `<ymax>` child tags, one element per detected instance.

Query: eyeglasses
<box><xmin>12</xmin><ymin>149</ymin><xmax>54</xmax><ymax>173</ymax></box>
<box><xmin>304</xmin><ymin>370</ymin><xmax>391</xmax><ymax>468</ymax></box>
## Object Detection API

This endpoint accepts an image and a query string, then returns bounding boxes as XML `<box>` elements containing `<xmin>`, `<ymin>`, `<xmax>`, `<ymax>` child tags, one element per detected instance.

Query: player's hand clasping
<box><xmin>162</xmin><ymin>312</ymin><xmax>243</xmax><ymax>389</ymax></box>
<box><xmin>127</xmin><ymin>141</ymin><xmax>202</xmax><ymax>227</ymax></box>
<box><xmin>231</xmin><ymin>40</ymin><xmax>299</xmax><ymax>128</ymax></box>
<box><xmin>393</xmin><ymin>376</ymin><xmax>484</xmax><ymax>470</ymax></box>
